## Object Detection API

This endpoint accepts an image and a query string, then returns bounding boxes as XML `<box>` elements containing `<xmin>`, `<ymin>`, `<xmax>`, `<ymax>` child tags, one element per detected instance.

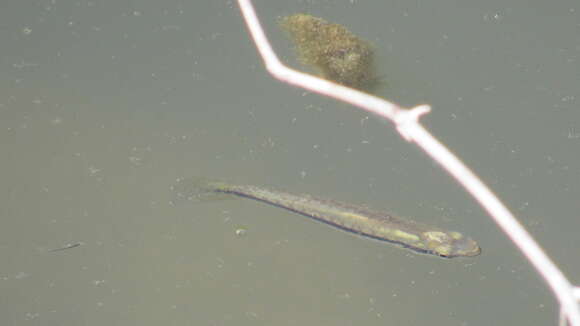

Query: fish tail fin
<box><xmin>171</xmin><ymin>176</ymin><xmax>234</xmax><ymax>203</ymax></box>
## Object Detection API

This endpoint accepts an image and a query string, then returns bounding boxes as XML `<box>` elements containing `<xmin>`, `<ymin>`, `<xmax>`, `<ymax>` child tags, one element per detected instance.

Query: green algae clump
<box><xmin>279</xmin><ymin>13</ymin><xmax>376</xmax><ymax>90</ymax></box>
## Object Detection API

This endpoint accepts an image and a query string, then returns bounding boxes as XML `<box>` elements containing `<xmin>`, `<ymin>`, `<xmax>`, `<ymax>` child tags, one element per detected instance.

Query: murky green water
<box><xmin>1</xmin><ymin>1</ymin><xmax>579</xmax><ymax>325</ymax></box>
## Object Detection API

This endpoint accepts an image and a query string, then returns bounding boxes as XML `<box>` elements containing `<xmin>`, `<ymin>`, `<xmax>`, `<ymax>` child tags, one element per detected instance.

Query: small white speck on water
<box><xmin>235</xmin><ymin>228</ymin><xmax>247</xmax><ymax>236</ymax></box>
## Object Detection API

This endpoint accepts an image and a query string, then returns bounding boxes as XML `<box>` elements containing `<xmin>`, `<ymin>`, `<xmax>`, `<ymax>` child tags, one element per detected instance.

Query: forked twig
<box><xmin>235</xmin><ymin>0</ymin><xmax>580</xmax><ymax>325</ymax></box>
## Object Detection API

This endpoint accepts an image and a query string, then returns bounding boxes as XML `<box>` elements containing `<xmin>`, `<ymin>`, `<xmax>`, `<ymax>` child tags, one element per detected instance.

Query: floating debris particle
<box><xmin>48</xmin><ymin>242</ymin><xmax>83</xmax><ymax>252</ymax></box>
<box><xmin>235</xmin><ymin>227</ymin><xmax>247</xmax><ymax>237</ymax></box>
<box><xmin>279</xmin><ymin>13</ymin><xmax>377</xmax><ymax>90</ymax></box>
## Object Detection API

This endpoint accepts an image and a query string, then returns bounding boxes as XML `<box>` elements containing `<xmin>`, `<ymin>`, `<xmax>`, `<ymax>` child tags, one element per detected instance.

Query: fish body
<box><xmin>174</xmin><ymin>178</ymin><xmax>481</xmax><ymax>258</ymax></box>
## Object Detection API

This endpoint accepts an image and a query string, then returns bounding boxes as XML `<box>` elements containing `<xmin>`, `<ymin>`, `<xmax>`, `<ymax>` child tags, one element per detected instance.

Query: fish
<box><xmin>172</xmin><ymin>177</ymin><xmax>481</xmax><ymax>258</ymax></box>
